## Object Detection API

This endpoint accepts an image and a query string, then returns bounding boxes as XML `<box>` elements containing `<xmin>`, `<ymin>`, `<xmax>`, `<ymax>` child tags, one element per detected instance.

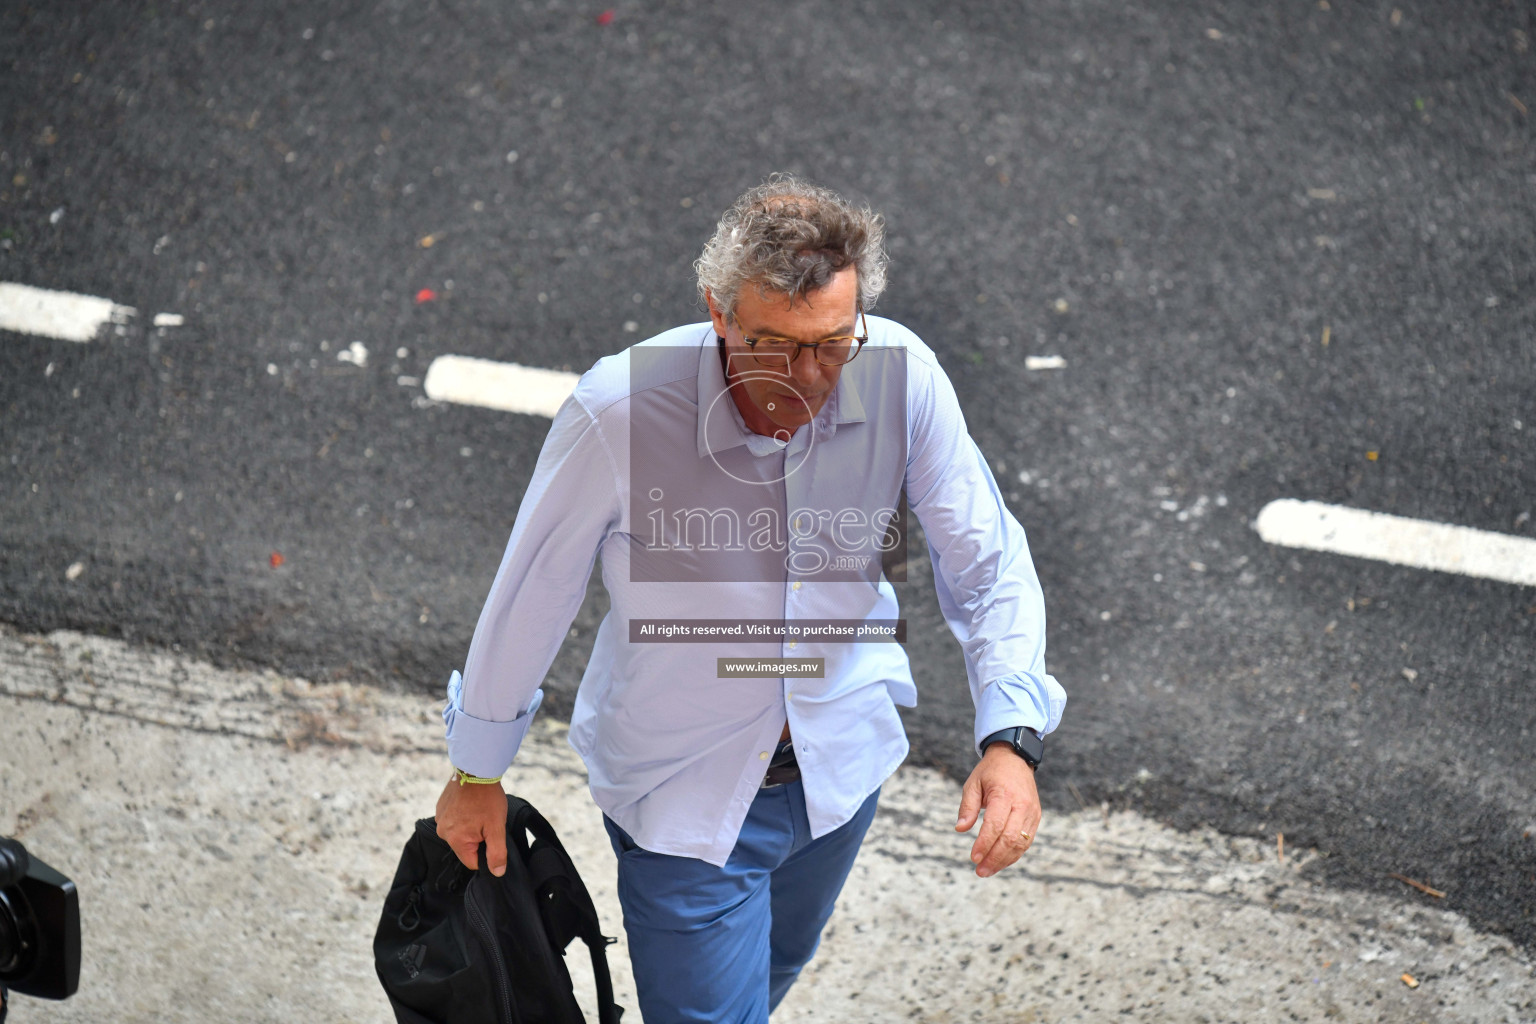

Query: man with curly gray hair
<box><xmin>695</xmin><ymin>174</ymin><xmax>889</xmax><ymax>321</ymax></box>
<box><xmin>436</xmin><ymin>175</ymin><xmax>1066</xmax><ymax>1022</ymax></box>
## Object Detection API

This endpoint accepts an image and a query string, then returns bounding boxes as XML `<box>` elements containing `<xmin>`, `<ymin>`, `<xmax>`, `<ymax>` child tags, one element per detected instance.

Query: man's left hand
<box><xmin>955</xmin><ymin>744</ymin><xmax>1041</xmax><ymax>878</ymax></box>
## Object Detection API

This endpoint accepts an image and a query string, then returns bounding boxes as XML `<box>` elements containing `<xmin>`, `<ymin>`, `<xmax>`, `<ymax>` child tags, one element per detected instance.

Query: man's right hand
<box><xmin>435</xmin><ymin>775</ymin><xmax>509</xmax><ymax>876</ymax></box>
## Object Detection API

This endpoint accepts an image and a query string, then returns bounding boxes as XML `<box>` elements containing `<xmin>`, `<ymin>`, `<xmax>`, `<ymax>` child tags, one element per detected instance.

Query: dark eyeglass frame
<box><xmin>739</xmin><ymin>307</ymin><xmax>869</xmax><ymax>368</ymax></box>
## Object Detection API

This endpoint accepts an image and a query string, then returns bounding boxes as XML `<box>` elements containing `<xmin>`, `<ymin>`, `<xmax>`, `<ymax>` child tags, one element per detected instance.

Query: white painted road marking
<box><xmin>1256</xmin><ymin>499</ymin><xmax>1536</xmax><ymax>586</ymax></box>
<box><xmin>0</xmin><ymin>281</ymin><xmax>137</xmax><ymax>342</ymax></box>
<box><xmin>423</xmin><ymin>354</ymin><xmax>579</xmax><ymax>417</ymax></box>
<box><xmin>1025</xmin><ymin>355</ymin><xmax>1067</xmax><ymax>370</ymax></box>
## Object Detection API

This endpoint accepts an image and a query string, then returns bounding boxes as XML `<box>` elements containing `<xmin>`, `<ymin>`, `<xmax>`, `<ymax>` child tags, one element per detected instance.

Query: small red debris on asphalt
<box><xmin>415</xmin><ymin>288</ymin><xmax>438</xmax><ymax>304</ymax></box>
<box><xmin>270</xmin><ymin>551</ymin><xmax>286</xmax><ymax>568</ymax></box>
<box><xmin>596</xmin><ymin>9</ymin><xmax>614</xmax><ymax>25</ymax></box>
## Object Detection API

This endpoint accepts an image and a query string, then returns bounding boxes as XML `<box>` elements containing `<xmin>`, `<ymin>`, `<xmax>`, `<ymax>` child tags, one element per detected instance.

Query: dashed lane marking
<box><xmin>0</xmin><ymin>281</ymin><xmax>137</xmax><ymax>342</ymax></box>
<box><xmin>1256</xmin><ymin>499</ymin><xmax>1536</xmax><ymax>586</ymax></box>
<box><xmin>423</xmin><ymin>354</ymin><xmax>579</xmax><ymax>418</ymax></box>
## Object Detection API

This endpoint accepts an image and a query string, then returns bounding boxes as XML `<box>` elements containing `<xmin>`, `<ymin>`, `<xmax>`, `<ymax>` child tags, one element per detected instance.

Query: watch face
<box><xmin>983</xmin><ymin>728</ymin><xmax>1041</xmax><ymax>766</ymax></box>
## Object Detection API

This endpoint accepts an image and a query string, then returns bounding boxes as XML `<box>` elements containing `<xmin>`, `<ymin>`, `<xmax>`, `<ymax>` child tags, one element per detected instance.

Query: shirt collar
<box><xmin>694</xmin><ymin>332</ymin><xmax>867</xmax><ymax>459</ymax></box>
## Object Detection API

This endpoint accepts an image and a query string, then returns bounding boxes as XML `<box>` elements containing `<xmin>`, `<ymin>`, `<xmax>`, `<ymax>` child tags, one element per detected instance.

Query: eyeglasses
<box><xmin>739</xmin><ymin>308</ymin><xmax>869</xmax><ymax>368</ymax></box>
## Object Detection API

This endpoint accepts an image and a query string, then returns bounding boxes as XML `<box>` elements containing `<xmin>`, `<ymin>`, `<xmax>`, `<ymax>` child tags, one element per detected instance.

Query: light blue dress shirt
<box><xmin>444</xmin><ymin>316</ymin><xmax>1066</xmax><ymax>867</ymax></box>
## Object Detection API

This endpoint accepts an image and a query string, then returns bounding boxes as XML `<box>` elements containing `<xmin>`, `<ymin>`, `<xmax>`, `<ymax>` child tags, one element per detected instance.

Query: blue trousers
<box><xmin>603</xmin><ymin>781</ymin><xmax>880</xmax><ymax>1023</ymax></box>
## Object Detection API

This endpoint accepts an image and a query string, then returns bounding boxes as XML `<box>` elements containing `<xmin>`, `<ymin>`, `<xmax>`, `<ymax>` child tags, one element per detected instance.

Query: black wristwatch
<box><xmin>980</xmin><ymin>726</ymin><xmax>1043</xmax><ymax>770</ymax></box>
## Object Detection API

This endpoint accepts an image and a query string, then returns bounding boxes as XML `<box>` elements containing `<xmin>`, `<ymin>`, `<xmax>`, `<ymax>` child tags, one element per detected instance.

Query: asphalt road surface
<box><xmin>3</xmin><ymin>0</ymin><xmax>1533</xmax><ymax>953</ymax></box>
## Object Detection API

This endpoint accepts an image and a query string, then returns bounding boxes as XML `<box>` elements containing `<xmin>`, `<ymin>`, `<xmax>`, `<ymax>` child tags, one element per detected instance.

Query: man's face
<box><xmin>708</xmin><ymin>266</ymin><xmax>859</xmax><ymax>439</ymax></box>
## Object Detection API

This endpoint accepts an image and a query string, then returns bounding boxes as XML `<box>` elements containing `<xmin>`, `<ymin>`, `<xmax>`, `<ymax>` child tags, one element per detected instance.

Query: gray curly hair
<box><xmin>695</xmin><ymin>174</ymin><xmax>888</xmax><ymax>321</ymax></box>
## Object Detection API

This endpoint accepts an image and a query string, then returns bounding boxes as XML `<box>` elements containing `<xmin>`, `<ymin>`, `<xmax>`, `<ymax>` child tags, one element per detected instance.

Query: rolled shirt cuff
<box><xmin>442</xmin><ymin>670</ymin><xmax>545</xmax><ymax>779</ymax></box>
<box><xmin>973</xmin><ymin>670</ymin><xmax>1067</xmax><ymax>756</ymax></box>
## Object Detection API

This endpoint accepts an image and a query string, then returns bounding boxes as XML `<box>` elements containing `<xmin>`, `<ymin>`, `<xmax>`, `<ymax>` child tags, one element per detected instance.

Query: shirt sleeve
<box><xmin>443</xmin><ymin>389</ymin><xmax>621</xmax><ymax>778</ymax></box>
<box><xmin>904</xmin><ymin>352</ymin><xmax>1067</xmax><ymax>754</ymax></box>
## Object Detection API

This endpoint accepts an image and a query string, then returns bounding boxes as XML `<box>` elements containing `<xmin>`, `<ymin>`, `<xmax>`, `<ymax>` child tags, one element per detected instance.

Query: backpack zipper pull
<box><xmin>396</xmin><ymin>885</ymin><xmax>423</xmax><ymax>931</ymax></box>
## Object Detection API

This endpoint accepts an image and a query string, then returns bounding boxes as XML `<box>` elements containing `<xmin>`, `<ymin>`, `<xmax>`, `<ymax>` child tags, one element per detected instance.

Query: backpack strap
<box><xmin>506</xmin><ymin>797</ymin><xmax>624</xmax><ymax>1024</ymax></box>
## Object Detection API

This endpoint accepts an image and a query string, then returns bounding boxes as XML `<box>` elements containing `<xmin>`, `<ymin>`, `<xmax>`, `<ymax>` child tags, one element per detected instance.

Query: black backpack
<box><xmin>374</xmin><ymin>795</ymin><xmax>623</xmax><ymax>1024</ymax></box>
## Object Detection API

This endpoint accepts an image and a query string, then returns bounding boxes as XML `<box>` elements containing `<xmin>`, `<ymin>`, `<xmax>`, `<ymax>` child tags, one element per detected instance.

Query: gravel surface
<box><xmin>3</xmin><ymin>625</ymin><xmax>1533</xmax><ymax>1023</ymax></box>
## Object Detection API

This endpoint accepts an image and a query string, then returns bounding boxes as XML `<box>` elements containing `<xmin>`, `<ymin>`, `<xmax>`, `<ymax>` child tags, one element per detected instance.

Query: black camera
<box><xmin>0</xmin><ymin>837</ymin><xmax>80</xmax><ymax>1020</ymax></box>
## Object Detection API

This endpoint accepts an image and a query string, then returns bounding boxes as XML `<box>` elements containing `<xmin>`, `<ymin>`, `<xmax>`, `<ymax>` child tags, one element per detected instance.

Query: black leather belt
<box><xmin>760</xmin><ymin>737</ymin><xmax>801</xmax><ymax>788</ymax></box>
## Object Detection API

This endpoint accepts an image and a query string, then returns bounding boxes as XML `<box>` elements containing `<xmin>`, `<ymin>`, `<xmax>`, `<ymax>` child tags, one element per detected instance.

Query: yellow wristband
<box><xmin>452</xmin><ymin>767</ymin><xmax>503</xmax><ymax>786</ymax></box>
